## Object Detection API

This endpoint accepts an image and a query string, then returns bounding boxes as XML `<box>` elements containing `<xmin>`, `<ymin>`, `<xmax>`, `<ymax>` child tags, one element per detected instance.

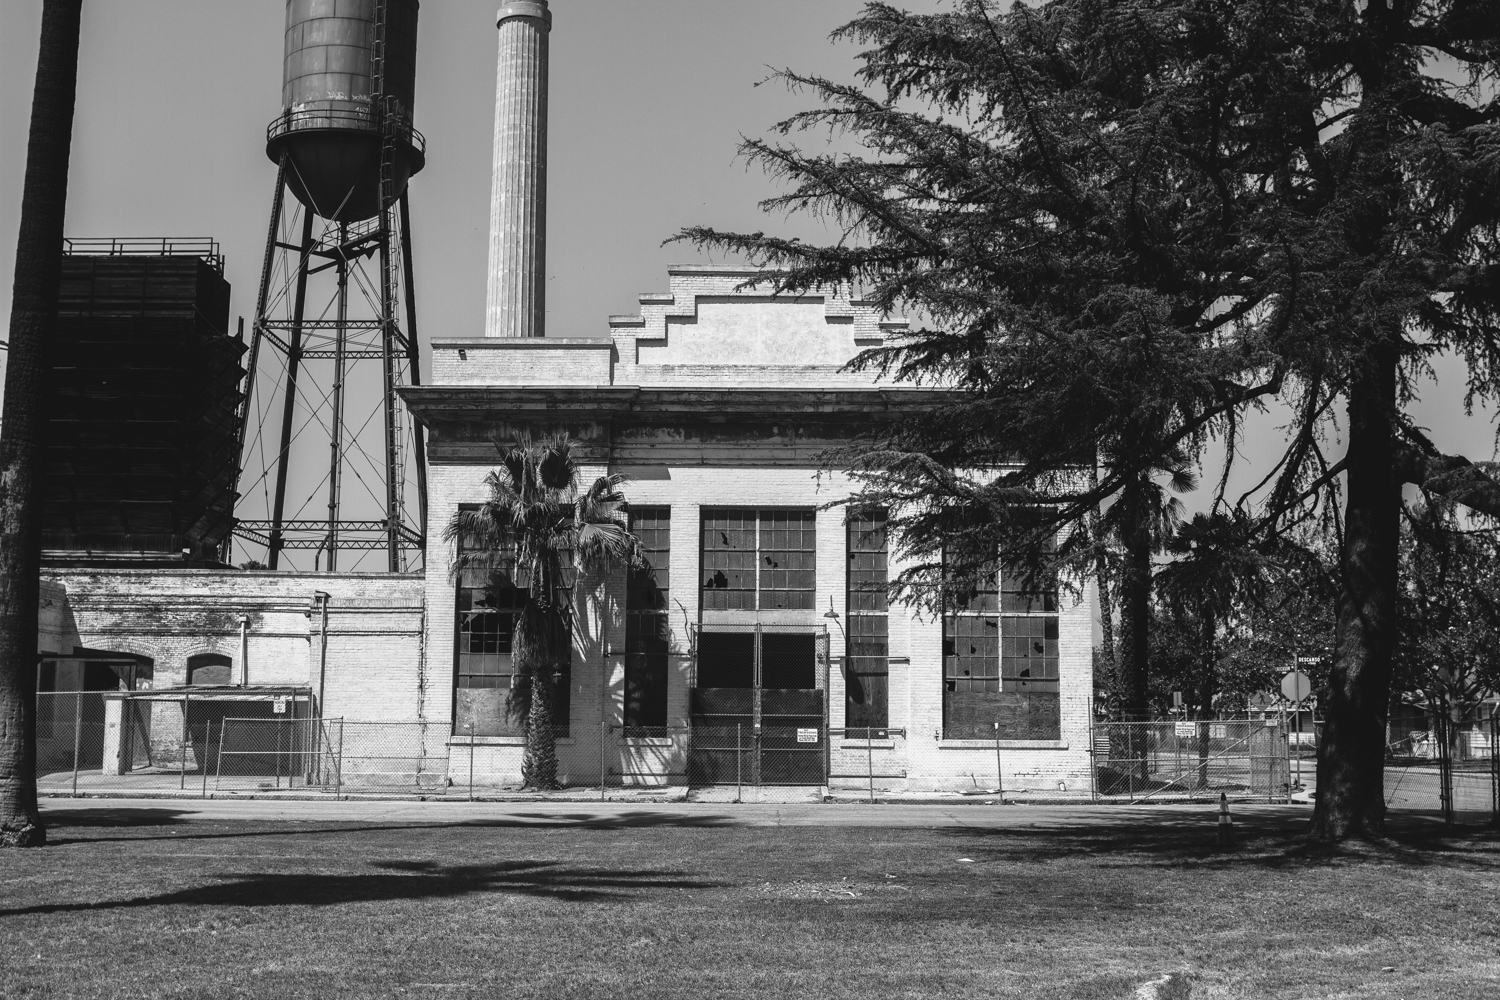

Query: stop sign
<box><xmin>1281</xmin><ymin>670</ymin><xmax>1312</xmax><ymax>703</ymax></box>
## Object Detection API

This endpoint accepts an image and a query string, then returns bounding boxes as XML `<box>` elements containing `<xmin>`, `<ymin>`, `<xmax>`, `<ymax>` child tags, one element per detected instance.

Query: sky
<box><xmin>0</xmin><ymin>0</ymin><xmax>929</xmax><ymax>567</ymax></box>
<box><xmin>2</xmin><ymin>0</ymin><xmax>1498</xmax><ymax>550</ymax></box>
<box><xmin>1</xmin><ymin>0</ymin><xmax>910</xmax><ymax>348</ymax></box>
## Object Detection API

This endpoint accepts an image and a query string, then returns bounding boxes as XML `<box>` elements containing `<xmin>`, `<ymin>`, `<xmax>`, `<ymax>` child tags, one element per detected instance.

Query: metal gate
<box><xmin>688</xmin><ymin>627</ymin><xmax>827</xmax><ymax>786</ymax></box>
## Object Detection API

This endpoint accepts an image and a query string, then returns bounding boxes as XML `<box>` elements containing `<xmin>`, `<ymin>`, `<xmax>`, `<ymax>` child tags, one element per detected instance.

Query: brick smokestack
<box><xmin>484</xmin><ymin>1</ymin><xmax>550</xmax><ymax>338</ymax></box>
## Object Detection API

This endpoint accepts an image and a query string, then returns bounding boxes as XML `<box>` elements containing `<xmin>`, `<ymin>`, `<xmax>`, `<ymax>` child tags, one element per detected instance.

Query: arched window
<box><xmin>186</xmin><ymin>653</ymin><xmax>233</xmax><ymax>687</ymax></box>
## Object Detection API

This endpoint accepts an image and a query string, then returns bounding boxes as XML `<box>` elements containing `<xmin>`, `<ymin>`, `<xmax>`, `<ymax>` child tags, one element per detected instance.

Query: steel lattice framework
<box><xmin>233</xmin><ymin>0</ymin><xmax>427</xmax><ymax>572</ymax></box>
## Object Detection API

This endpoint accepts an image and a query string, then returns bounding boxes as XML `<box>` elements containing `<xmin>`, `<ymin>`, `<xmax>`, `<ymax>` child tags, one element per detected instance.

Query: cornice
<box><xmin>398</xmin><ymin>385</ymin><xmax>954</xmax><ymax>425</ymax></box>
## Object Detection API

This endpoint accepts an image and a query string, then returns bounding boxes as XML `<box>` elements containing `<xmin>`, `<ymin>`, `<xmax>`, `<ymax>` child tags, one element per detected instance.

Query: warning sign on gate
<box><xmin>796</xmin><ymin>728</ymin><xmax>818</xmax><ymax>744</ymax></box>
<box><xmin>273</xmin><ymin>697</ymin><xmax>288</xmax><ymax>714</ymax></box>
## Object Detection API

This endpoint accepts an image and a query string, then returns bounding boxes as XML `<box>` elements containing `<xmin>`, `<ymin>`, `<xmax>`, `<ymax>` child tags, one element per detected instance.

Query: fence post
<box><xmin>1492</xmin><ymin>714</ymin><xmax>1498</xmax><ymax>828</ymax></box>
<box><xmin>993</xmin><ymin>721</ymin><xmax>1004</xmax><ymax>801</ymax></box>
<box><xmin>71</xmin><ymin>693</ymin><xmax>82</xmax><ymax>798</ymax></box>
<box><xmin>867</xmin><ymin>730</ymin><xmax>875</xmax><ymax>805</ymax></box>
<box><xmin>735</xmin><ymin>723</ymin><xmax>742</xmax><ymax>804</ymax></box>
<box><xmin>215</xmin><ymin>720</ymin><xmax>227</xmax><ymax>795</ymax></box>
<box><xmin>335</xmin><ymin>719</ymin><xmax>344</xmax><ymax>799</ymax></box>
<box><xmin>1438</xmin><ymin>712</ymin><xmax>1454</xmax><ymax>826</ymax></box>
<box><xmin>1175</xmin><ymin>724</ymin><xmax>1182</xmax><ymax>786</ymax></box>
<box><xmin>202</xmin><ymin>723</ymin><xmax>212</xmax><ymax>798</ymax></box>
<box><xmin>468</xmin><ymin>723</ymin><xmax>475</xmax><ymax>802</ymax></box>
<box><xmin>1088</xmin><ymin>720</ymin><xmax>1097</xmax><ymax>803</ymax></box>
<box><xmin>180</xmin><ymin>693</ymin><xmax>190</xmax><ymax>790</ymax></box>
<box><xmin>1285</xmin><ymin>717</ymin><xmax>1292</xmax><ymax>802</ymax></box>
<box><xmin>600</xmin><ymin>721</ymin><xmax>607</xmax><ymax>802</ymax></box>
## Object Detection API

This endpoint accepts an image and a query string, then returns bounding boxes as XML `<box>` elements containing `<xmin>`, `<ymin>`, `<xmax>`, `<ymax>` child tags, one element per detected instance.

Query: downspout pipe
<box><xmin>314</xmin><ymin>591</ymin><xmax>331</xmax><ymax>718</ymax></box>
<box><xmin>239</xmin><ymin>616</ymin><xmax>250</xmax><ymax>686</ymax></box>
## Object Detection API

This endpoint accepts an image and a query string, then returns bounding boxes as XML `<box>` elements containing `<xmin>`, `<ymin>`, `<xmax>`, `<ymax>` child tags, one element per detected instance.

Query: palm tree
<box><xmin>444</xmin><ymin>434</ymin><xmax>642</xmax><ymax>790</ymax></box>
<box><xmin>1</xmin><ymin>0</ymin><xmax>83</xmax><ymax>850</ymax></box>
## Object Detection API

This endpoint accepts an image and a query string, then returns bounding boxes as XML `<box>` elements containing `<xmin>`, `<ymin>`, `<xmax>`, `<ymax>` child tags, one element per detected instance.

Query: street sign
<box><xmin>1281</xmin><ymin>671</ymin><xmax>1312</xmax><ymax>703</ymax></box>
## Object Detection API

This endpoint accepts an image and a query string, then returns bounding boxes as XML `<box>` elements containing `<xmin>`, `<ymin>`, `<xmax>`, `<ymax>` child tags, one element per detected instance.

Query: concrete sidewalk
<box><xmin>38</xmin><ymin>795</ymin><xmax>1324</xmax><ymax>831</ymax></box>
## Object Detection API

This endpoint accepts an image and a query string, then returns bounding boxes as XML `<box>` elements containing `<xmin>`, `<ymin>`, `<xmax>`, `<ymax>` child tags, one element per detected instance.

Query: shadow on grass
<box><xmin>938</xmin><ymin>811</ymin><xmax>1500</xmax><ymax>872</ymax></box>
<box><xmin>0</xmin><ymin>857</ymin><xmax>721</xmax><ymax>917</ymax></box>
<box><xmin>42</xmin><ymin>808</ymin><xmax>738</xmax><ymax>846</ymax></box>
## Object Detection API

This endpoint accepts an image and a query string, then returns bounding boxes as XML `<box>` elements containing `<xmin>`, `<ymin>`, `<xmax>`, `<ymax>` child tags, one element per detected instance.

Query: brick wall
<box><xmin>42</xmin><ymin>569</ymin><xmax>426</xmax><ymax>724</ymax></box>
<box><xmin>414</xmin><ymin>264</ymin><xmax>1094</xmax><ymax>791</ymax></box>
<box><xmin>426</xmin><ymin>461</ymin><xmax>1097</xmax><ymax>791</ymax></box>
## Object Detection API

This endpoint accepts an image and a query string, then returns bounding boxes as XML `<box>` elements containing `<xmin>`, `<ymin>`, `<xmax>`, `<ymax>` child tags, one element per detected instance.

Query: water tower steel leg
<box><xmin>326</xmin><ymin>224</ymin><xmax>349</xmax><ymax>572</ymax></box>
<box><xmin>399</xmin><ymin>193</ymin><xmax>427</xmax><ymax>543</ymax></box>
<box><xmin>238</xmin><ymin>156</ymin><xmax>287</xmax><ymax>506</ymax></box>
<box><xmin>267</xmin><ymin>211</ymin><xmax>316</xmax><ymax>569</ymax></box>
<box><xmin>378</xmin><ymin>192</ymin><xmax>400</xmax><ymax>572</ymax></box>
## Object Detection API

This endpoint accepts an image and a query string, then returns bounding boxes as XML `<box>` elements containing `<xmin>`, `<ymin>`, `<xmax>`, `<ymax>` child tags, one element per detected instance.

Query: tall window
<box><xmin>943</xmin><ymin>555</ymin><xmax>1060</xmax><ymax>739</ymax></box>
<box><xmin>846</xmin><ymin>513</ymin><xmax>889</xmax><ymax>734</ymax></box>
<box><xmin>453</xmin><ymin>529</ymin><xmax>569</xmax><ymax>737</ymax></box>
<box><xmin>701</xmin><ymin>509</ymin><xmax>815</xmax><ymax>611</ymax></box>
<box><xmin>625</xmin><ymin>507</ymin><xmax>670</xmax><ymax>731</ymax></box>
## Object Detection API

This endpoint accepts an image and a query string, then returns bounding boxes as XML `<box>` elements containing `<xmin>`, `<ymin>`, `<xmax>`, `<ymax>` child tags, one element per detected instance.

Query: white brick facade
<box><xmin>407</xmin><ymin>266</ymin><xmax>1097</xmax><ymax>791</ymax></box>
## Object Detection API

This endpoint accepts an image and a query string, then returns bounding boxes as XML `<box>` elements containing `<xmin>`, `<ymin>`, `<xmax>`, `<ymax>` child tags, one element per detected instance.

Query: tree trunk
<box><xmin>1112</xmin><ymin>476</ymin><xmax>1153</xmax><ymax>783</ymax></box>
<box><xmin>1090</xmin><ymin>505</ymin><xmax>1117</xmax><ymax>684</ymax></box>
<box><xmin>1115</xmin><ymin>475</ymin><xmax>1152</xmax><ymax>721</ymax></box>
<box><xmin>514</xmin><ymin>602</ymin><xmax>561</xmax><ymax>790</ymax></box>
<box><xmin>521</xmin><ymin>666</ymin><xmax>559</xmax><ymax>790</ymax></box>
<box><xmin>1312</xmin><ymin>346</ymin><xmax>1400</xmax><ymax>841</ymax></box>
<box><xmin>1196</xmin><ymin>644</ymin><xmax>1214</xmax><ymax>791</ymax></box>
<box><xmin>1</xmin><ymin>0</ymin><xmax>83</xmax><ymax>849</ymax></box>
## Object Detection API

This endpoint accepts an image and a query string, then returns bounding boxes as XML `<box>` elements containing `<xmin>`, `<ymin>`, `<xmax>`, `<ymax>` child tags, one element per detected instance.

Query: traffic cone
<box><xmin>1217</xmin><ymin>792</ymin><xmax>1235</xmax><ymax>846</ymax></box>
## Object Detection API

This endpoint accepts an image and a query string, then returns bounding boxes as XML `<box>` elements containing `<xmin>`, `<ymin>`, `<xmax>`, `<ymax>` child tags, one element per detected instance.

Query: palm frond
<box><xmin>576</xmin><ymin>521</ymin><xmax>645</xmax><ymax>570</ymax></box>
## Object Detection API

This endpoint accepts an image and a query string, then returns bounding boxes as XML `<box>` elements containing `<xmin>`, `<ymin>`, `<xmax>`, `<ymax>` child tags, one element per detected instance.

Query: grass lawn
<box><xmin>2</xmin><ymin>808</ymin><xmax>1497</xmax><ymax>999</ymax></box>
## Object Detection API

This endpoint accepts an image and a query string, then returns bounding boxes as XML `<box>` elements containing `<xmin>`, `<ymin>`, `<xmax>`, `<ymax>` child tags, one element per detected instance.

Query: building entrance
<box><xmin>689</xmin><ymin>629</ymin><xmax>826</xmax><ymax>786</ymax></box>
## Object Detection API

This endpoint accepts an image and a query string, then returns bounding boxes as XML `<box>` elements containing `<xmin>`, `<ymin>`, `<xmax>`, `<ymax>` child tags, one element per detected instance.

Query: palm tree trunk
<box><xmin>515</xmin><ymin>602</ymin><xmax>561</xmax><ymax>790</ymax></box>
<box><xmin>1312</xmin><ymin>345</ymin><xmax>1400</xmax><ymax>841</ymax></box>
<box><xmin>1</xmin><ymin>0</ymin><xmax>83</xmax><ymax>849</ymax></box>
<box><xmin>522</xmin><ymin>666</ymin><xmax>559</xmax><ymax>789</ymax></box>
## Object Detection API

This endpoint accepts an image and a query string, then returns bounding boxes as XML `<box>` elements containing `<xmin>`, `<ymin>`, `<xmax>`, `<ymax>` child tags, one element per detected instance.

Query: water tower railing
<box><xmin>266</xmin><ymin>108</ymin><xmax>424</xmax><ymax>157</ymax></box>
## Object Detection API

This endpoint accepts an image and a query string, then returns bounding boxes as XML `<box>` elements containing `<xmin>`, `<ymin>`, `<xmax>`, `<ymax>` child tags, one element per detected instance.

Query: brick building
<box><xmin>402</xmin><ymin>266</ymin><xmax>1097</xmax><ymax>792</ymax></box>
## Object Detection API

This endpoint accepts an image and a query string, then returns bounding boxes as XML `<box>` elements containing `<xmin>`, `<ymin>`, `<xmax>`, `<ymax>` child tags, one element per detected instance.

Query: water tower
<box><xmin>235</xmin><ymin>0</ymin><xmax>427</xmax><ymax>572</ymax></box>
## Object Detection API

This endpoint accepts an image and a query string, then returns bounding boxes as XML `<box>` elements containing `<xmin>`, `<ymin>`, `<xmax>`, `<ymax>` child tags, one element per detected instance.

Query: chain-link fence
<box><xmin>37</xmin><ymin>691</ymin><xmax>217</xmax><ymax>796</ymax></box>
<box><xmin>32</xmin><ymin>692</ymin><xmax>1499</xmax><ymax>817</ymax></box>
<box><xmin>596</xmin><ymin>718</ymin><xmax>1087</xmax><ymax>799</ymax></box>
<box><xmin>1384</xmin><ymin>714</ymin><xmax>1499</xmax><ymax>825</ymax></box>
<box><xmin>34</xmin><ymin>692</ymin><xmax>452</xmax><ymax>798</ymax></box>
<box><xmin>1089</xmin><ymin>718</ymin><xmax>1292</xmax><ymax>803</ymax></box>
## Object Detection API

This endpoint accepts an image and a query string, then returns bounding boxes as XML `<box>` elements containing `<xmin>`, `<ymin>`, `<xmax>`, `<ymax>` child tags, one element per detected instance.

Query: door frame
<box><xmin>689</xmin><ymin>623</ymin><xmax>831</xmax><ymax>786</ymax></box>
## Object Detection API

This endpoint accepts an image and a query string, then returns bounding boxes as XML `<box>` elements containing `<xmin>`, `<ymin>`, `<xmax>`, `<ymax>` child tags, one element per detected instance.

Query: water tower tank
<box><xmin>266</xmin><ymin>0</ymin><xmax>423</xmax><ymax>223</ymax></box>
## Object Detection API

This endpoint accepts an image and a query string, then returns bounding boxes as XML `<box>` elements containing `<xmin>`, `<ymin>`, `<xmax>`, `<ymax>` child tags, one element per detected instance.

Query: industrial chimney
<box><xmin>485</xmin><ymin>1</ymin><xmax>551</xmax><ymax>338</ymax></box>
